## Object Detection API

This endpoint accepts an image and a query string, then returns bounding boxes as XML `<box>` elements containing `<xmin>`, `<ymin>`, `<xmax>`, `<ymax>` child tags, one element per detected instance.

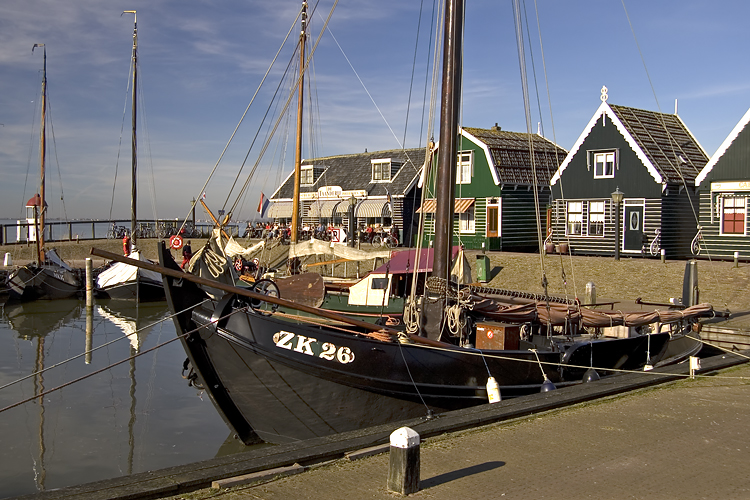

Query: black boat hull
<box><xmin>96</xmin><ymin>277</ymin><xmax>166</xmax><ymax>302</ymax></box>
<box><xmin>6</xmin><ymin>265</ymin><xmax>80</xmax><ymax>301</ymax></box>
<box><xmin>159</xmin><ymin>245</ymin><xmax>671</xmax><ymax>444</ymax></box>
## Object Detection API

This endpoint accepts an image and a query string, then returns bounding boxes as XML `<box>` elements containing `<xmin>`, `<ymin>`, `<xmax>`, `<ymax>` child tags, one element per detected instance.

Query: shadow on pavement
<box><xmin>421</xmin><ymin>461</ymin><xmax>505</xmax><ymax>489</ymax></box>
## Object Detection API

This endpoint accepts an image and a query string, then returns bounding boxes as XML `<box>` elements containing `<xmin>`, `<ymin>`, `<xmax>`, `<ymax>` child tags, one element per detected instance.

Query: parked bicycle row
<box><xmin>241</xmin><ymin>221</ymin><xmax>401</xmax><ymax>248</ymax></box>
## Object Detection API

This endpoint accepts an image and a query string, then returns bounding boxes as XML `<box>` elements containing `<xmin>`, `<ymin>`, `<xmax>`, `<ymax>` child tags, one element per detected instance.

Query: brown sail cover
<box><xmin>468</xmin><ymin>293</ymin><xmax>714</xmax><ymax>328</ymax></box>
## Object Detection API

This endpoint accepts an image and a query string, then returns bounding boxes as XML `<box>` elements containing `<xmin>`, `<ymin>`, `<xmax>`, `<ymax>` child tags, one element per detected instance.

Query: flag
<box><xmin>258</xmin><ymin>192</ymin><xmax>271</xmax><ymax>218</ymax></box>
<box><xmin>201</xmin><ymin>192</ymin><xmax>206</xmax><ymax>200</ymax></box>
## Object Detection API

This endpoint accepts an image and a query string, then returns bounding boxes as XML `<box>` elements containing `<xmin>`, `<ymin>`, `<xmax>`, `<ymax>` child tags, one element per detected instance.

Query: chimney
<box><xmin>491</xmin><ymin>123</ymin><xmax>501</xmax><ymax>131</ymax></box>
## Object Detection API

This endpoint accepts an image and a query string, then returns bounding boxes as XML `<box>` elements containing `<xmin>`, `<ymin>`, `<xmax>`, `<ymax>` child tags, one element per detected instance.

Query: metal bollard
<box><xmin>734</xmin><ymin>251</ymin><xmax>739</xmax><ymax>268</ymax></box>
<box><xmin>661</xmin><ymin>248</ymin><xmax>665</xmax><ymax>264</ymax></box>
<box><xmin>387</xmin><ymin>427</ymin><xmax>420</xmax><ymax>495</ymax></box>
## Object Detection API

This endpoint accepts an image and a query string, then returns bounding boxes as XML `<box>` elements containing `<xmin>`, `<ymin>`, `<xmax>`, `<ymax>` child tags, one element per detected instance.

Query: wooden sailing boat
<box><xmin>6</xmin><ymin>45</ymin><xmax>81</xmax><ymax>301</ymax></box>
<box><xmin>95</xmin><ymin>12</ymin><xmax>165</xmax><ymax>302</ymax></box>
<box><xmin>90</xmin><ymin>0</ymin><xmax>714</xmax><ymax>445</ymax></box>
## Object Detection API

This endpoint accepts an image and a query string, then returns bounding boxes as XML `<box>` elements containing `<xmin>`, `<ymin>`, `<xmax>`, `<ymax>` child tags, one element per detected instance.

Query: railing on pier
<box><xmin>0</xmin><ymin>220</ymin><xmax>240</xmax><ymax>245</ymax></box>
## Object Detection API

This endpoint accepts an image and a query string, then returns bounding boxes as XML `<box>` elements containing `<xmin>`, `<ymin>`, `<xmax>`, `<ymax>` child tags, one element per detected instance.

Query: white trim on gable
<box><xmin>695</xmin><ymin>106</ymin><xmax>750</xmax><ymax>187</ymax></box>
<box><xmin>461</xmin><ymin>128</ymin><xmax>501</xmax><ymax>185</ymax></box>
<box><xmin>550</xmin><ymin>101</ymin><xmax>663</xmax><ymax>186</ymax></box>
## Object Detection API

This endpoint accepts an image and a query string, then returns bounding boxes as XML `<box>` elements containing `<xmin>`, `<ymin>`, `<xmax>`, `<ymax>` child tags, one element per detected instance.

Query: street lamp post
<box><xmin>348</xmin><ymin>195</ymin><xmax>357</xmax><ymax>248</ymax></box>
<box><xmin>611</xmin><ymin>187</ymin><xmax>624</xmax><ymax>261</ymax></box>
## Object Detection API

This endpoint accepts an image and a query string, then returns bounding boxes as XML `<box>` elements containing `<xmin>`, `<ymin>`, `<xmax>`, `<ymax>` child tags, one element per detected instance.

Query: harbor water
<box><xmin>0</xmin><ymin>299</ymin><xmax>254</xmax><ymax>498</ymax></box>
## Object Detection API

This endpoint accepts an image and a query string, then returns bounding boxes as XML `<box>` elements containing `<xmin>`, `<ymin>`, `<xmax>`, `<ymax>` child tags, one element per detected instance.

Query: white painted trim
<box><xmin>461</xmin><ymin>129</ymin><xmax>500</xmax><ymax>185</ymax></box>
<box><xmin>695</xmin><ymin>106</ymin><xmax>750</xmax><ymax>186</ymax></box>
<box><xmin>551</xmin><ymin>101</ymin><xmax>663</xmax><ymax>185</ymax></box>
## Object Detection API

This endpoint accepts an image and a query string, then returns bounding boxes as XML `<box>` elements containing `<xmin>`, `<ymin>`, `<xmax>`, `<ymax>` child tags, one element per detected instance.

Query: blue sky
<box><xmin>1</xmin><ymin>0</ymin><xmax>749</xmax><ymax>222</ymax></box>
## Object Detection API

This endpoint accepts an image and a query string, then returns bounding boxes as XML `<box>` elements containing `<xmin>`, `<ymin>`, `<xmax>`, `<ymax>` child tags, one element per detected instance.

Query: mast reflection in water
<box><xmin>0</xmin><ymin>299</ymin><xmax>239</xmax><ymax>498</ymax></box>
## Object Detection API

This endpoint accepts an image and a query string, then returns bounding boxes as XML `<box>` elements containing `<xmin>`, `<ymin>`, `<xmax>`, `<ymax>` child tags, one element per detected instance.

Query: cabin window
<box><xmin>459</xmin><ymin>207</ymin><xmax>475</xmax><ymax>233</ymax></box>
<box><xmin>300</xmin><ymin>168</ymin><xmax>314</xmax><ymax>185</ymax></box>
<box><xmin>566</xmin><ymin>201</ymin><xmax>583</xmax><ymax>235</ymax></box>
<box><xmin>593</xmin><ymin>152</ymin><xmax>616</xmax><ymax>179</ymax></box>
<box><xmin>588</xmin><ymin>201</ymin><xmax>605</xmax><ymax>236</ymax></box>
<box><xmin>721</xmin><ymin>197</ymin><xmax>746</xmax><ymax>235</ymax></box>
<box><xmin>371</xmin><ymin>160</ymin><xmax>391</xmax><ymax>182</ymax></box>
<box><xmin>457</xmin><ymin>151</ymin><xmax>473</xmax><ymax>184</ymax></box>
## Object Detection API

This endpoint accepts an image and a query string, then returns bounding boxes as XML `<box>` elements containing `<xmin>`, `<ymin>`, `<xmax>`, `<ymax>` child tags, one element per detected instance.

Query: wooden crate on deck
<box><xmin>475</xmin><ymin>322</ymin><xmax>520</xmax><ymax>350</ymax></box>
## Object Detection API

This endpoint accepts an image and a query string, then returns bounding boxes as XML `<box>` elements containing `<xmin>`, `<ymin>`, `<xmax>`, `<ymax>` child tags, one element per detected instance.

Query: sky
<box><xmin>1</xmin><ymin>0</ymin><xmax>749</xmax><ymax>223</ymax></box>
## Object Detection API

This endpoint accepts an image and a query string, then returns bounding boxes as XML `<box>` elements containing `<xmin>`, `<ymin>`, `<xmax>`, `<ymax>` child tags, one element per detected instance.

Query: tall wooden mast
<box><xmin>423</xmin><ymin>0</ymin><xmax>464</xmax><ymax>340</ymax></box>
<box><xmin>33</xmin><ymin>43</ymin><xmax>47</xmax><ymax>265</ymax></box>
<box><xmin>290</xmin><ymin>1</ymin><xmax>307</xmax><ymax>245</ymax></box>
<box><xmin>125</xmin><ymin>11</ymin><xmax>138</xmax><ymax>250</ymax></box>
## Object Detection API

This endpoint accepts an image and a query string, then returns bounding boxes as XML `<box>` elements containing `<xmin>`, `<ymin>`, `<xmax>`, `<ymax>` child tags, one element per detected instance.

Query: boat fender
<box><xmin>540</xmin><ymin>377</ymin><xmax>556</xmax><ymax>392</ymax></box>
<box><xmin>486</xmin><ymin>376</ymin><xmax>501</xmax><ymax>403</ymax></box>
<box><xmin>582</xmin><ymin>367</ymin><xmax>600</xmax><ymax>383</ymax></box>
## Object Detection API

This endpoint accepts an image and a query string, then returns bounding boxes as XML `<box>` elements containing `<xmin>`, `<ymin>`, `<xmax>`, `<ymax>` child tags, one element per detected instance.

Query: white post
<box><xmin>689</xmin><ymin>356</ymin><xmax>701</xmax><ymax>379</ymax></box>
<box><xmin>661</xmin><ymin>248</ymin><xmax>666</xmax><ymax>264</ymax></box>
<box><xmin>734</xmin><ymin>251</ymin><xmax>739</xmax><ymax>268</ymax></box>
<box><xmin>85</xmin><ymin>257</ymin><xmax>94</xmax><ymax>308</ymax></box>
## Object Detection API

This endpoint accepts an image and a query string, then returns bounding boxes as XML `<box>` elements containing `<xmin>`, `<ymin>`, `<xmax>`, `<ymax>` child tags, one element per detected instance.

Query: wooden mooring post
<box><xmin>387</xmin><ymin>427</ymin><xmax>420</xmax><ymax>495</ymax></box>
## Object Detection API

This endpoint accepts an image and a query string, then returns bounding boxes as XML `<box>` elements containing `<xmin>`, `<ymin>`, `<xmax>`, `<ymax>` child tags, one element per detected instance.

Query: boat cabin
<box><xmin>549</xmin><ymin>87</ymin><xmax>709</xmax><ymax>259</ymax></box>
<box><xmin>694</xmin><ymin>106</ymin><xmax>750</xmax><ymax>259</ymax></box>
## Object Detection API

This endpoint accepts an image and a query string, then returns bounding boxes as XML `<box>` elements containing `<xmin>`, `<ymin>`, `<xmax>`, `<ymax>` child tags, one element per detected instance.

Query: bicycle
<box><xmin>107</xmin><ymin>223</ymin><xmax>128</xmax><ymax>239</ymax></box>
<box><xmin>371</xmin><ymin>233</ymin><xmax>398</xmax><ymax>249</ymax></box>
<box><xmin>690</xmin><ymin>226</ymin><xmax>703</xmax><ymax>256</ymax></box>
<box><xmin>649</xmin><ymin>228</ymin><xmax>661</xmax><ymax>256</ymax></box>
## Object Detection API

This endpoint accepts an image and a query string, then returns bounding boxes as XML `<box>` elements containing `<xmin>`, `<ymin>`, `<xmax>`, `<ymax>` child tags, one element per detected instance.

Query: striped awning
<box><xmin>355</xmin><ymin>199</ymin><xmax>391</xmax><ymax>218</ymax></box>
<box><xmin>416</xmin><ymin>198</ymin><xmax>474</xmax><ymax>214</ymax></box>
<box><xmin>307</xmin><ymin>200</ymin><xmax>341</xmax><ymax>218</ymax></box>
<box><xmin>268</xmin><ymin>201</ymin><xmax>293</xmax><ymax>218</ymax></box>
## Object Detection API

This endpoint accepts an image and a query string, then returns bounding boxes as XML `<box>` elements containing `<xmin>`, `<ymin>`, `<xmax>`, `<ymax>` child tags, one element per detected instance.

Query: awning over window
<box><xmin>307</xmin><ymin>200</ymin><xmax>341</xmax><ymax>218</ymax></box>
<box><xmin>416</xmin><ymin>198</ymin><xmax>474</xmax><ymax>214</ymax></box>
<box><xmin>356</xmin><ymin>199</ymin><xmax>391</xmax><ymax>218</ymax></box>
<box><xmin>268</xmin><ymin>201</ymin><xmax>293</xmax><ymax>218</ymax></box>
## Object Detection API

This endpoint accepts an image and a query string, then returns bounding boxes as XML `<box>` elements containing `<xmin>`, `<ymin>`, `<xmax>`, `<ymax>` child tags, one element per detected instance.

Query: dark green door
<box><xmin>623</xmin><ymin>204</ymin><xmax>644</xmax><ymax>252</ymax></box>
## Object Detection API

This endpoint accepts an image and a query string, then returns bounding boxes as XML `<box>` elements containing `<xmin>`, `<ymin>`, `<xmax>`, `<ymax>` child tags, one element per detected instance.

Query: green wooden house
<box><xmin>550</xmin><ymin>89</ymin><xmax>709</xmax><ymax>259</ymax></box>
<box><xmin>418</xmin><ymin>125</ymin><xmax>566</xmax><ymax>251</ymax></box>
<box><xmin>694</xmin><ymin>106</ymin><xmax>750</xmax><ymax>259</ymax></box>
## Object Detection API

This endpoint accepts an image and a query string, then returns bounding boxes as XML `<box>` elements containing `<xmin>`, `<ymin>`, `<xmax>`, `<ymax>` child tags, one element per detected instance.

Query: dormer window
<box><xmin>593</xmin><ymin>151</ymin><xmax>616</xmax><ymax>178</ymax></box>
<box><xmin>301</xmin><ymin>167</ymin><xmax>314</xmax><ymax>185</ymax></box>
<box><xmin>300</xmin><ymin>165</ymin><xmax>326</xmax><ymax>186</ymax></box>
<box><xmin>371</xmin><ymin>158</ymin><xmax>402</xmax><ymax>182</ymax></box>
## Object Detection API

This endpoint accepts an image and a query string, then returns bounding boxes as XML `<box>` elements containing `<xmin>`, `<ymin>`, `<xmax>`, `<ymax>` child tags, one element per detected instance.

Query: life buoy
<box><xmin>170</xmin><ymin>234</ymin><xmax>183</xmax><ymax>249</ymax></box>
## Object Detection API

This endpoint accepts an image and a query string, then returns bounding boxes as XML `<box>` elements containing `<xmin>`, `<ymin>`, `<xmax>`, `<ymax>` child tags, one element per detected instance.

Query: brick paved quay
<box><xmin>160</xmin><ymin>362</ymin><xmax>750</xmax><ymax>500</ymax></box>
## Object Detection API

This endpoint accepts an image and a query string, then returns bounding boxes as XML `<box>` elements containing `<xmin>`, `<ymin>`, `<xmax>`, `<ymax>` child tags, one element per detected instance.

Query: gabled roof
<box><xmin>271</xmin><ymin>147</ymin><xmax>426</xmax><ymax>200</ymax></box>
<box><xmin>462</xmin><ymin>127</ymin><xmax>567</xmax><ymax>185</ymax></box>
<box><xmin>551</xmin><ymin>101</ymin><xmax>709</xmax><ymax>186</ymax></box>
<box><xmin>695</xmin><ymin>106</ymin><xmax>750</xmax><ymax>186</ymax></box>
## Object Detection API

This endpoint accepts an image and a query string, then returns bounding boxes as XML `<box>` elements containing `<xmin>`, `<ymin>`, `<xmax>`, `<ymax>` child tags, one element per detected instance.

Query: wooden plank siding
<box><xmin>660</xmin><ymin>186</ymin><xmax>700</xmax><ymax>259</ymax></box>
<box><xmin>500</xmin><ymin>187</ymin><xmax>550</xmax><ymax>251</ymax></box>
<box><xmin>697</xmin><ymin>192</ymin><xmax>750</xmax><ymax>260</ymax></box>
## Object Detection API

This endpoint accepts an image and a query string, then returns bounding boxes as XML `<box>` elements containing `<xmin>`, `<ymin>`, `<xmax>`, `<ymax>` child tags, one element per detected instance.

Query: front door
<box><xmin>622</xmin><ymin>201</ymin><xmax>645</xmax><ymax>252</ymax></box>
<box><xmin>486</xmin><ymin>203</ymin><xmax>500</xmax><ymax>238</ymax></box>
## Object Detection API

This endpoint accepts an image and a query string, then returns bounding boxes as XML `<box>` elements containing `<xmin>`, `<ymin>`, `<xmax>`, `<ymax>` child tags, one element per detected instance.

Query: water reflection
<box><xmin>0</xmin><ymin>299</ymin><xmax>236</xmax><ymax>498</ymax></box>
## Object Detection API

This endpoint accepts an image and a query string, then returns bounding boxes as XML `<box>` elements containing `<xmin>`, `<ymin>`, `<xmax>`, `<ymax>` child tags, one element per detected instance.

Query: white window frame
<box><xmin>593</xmin><ymin>151</ymin><xmax>616</xmax><ymax>179</ymax></box>
<box><xmin>300</xmin><ymin>167</ymin><xmax>314</xmax><ymax>186</ymax></box>
<box><xmin>459</xmin><ymin>207</ymin><xmax>475</xmax><ymax>233</ymax></box>
<box><xmin>457</xmin><ymin>151</ymin><xmax>473</xmax><ymax>184</ymax></box>
<box><xmin>720</xmin><ymin>196</ymin><xmax>747</xmax><ymax>236</ymax></box>
<box><xmin>566</xmin><ymin>201</ymin><xmax>583</xmax><ymax>236</ymax></box>
<box><xmin>588</xmin><ymin>200</ymin><xmax>606</xmax><ymax>237</ymax></box>
<box><xmin>371</xmin><ymin>159</ymin><xmax>392</xmax><ymax>182</ymax></box>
